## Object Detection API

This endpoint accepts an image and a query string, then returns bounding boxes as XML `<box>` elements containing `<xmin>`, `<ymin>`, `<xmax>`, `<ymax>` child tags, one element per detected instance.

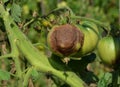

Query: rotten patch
<box><xmin>47</xmin><ymin>24</ymin><xmax>84</xmax><ymax>57</ymax></box>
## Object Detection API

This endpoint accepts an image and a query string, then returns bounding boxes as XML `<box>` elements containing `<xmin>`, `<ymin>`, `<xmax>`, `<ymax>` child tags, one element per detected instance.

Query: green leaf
<box><xmin>11</xmin><ymin>3</ymin><xmax>22</xmax><ymax>22</ymax></box>
<box><xmin>98</xmin><ymin>72</ymin><xmax>112</xmax><ymax>87</ymax></box>
<box><xmin>0</xmin><ymin>69</ymin><xmax>10</xmax><ymax>80</ymax></box>
<box><xmin>31</xmin><ymin>69</ymin><xmax>39</xmax><ymax>81</ymax></box>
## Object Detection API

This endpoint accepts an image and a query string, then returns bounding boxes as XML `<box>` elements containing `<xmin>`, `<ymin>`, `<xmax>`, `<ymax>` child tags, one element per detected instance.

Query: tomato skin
<box><xmin>74</xmin><ymin>21</ymin><xmax>99</xmax><ymax>57</ymax></box>
<box><xmin>80</xmin><ymin>21</ymin><xmax>99</xmax><ymax>35</ymax></box>
<box><xmin>97</xmin><ymin>36</ymin><xmax>120</xmax><ymax>67</ymax></box>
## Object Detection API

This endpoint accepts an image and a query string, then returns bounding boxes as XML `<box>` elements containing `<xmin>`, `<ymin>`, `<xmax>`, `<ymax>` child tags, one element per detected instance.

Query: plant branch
<box><xmin>71</xmin><ymin>16</ymin><xmax>111</xmax><ymax>32</ymax></box>
<box><xmin>23</xmin><ymin>67</ymin><xmax>33</xmax><ymax>87</ymax></box>
<box><xmin>0</xmin><ymin>4</ymin><xmax>22</xmax><ymax>87</ymax></box>
<box><xmin>23</xmin><ymin>19</ymin><xmax>35</xmax><ymax>31</ymax></box>
<box><xmin>0</xmin><ymin>54</ymin><xmax>13</xmax><ymax>59</ymax></box>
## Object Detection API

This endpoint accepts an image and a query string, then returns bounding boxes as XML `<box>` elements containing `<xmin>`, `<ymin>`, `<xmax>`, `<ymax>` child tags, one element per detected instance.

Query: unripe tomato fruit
<box><xmin>27</xmin><ymin>28</ymin><xmax>38</xmax><ymax>43</ymax></box>
<box><xmin>74</xmin><ymin>21</ymin><xmax>99</xmax><ymax>57</ymax></box>
<box><xmin>97</xmin><ymin>36</ymin><xmax>120</xmax><ymax>67</ymax></box>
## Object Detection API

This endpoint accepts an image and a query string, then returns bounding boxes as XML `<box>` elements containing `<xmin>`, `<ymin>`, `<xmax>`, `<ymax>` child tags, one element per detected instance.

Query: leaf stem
<box><xmin>0</xmin><ymin>4</ymin><xmax>23</xmax><ymax>87</ymax></box>
<box><xmin>23</xmin><ymin>67</ymin><xmax>33</xmax><ymax>87</ymax></box>
<box><xmin>23</xmin><ymin>19</ymin><xmax>35</xmax><ymax>31</ymax></box>
<box><xmin>71</xmin><ymin>16</ymin><xmax>111</xmax><ymax>32</ymax></box>
<box><xmin>0</xmin><ymin>54</ymin><xmax>13</xmax><ymax>59</ymax></box>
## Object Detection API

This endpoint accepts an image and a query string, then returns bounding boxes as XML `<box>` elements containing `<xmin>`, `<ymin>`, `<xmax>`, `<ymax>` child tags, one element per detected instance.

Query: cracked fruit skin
<box><xmin>97</xmin><ymin>36</ymin><xmax>120</xmax><ymax>67</ymax></box>
<box><xmin>74</xmin><ymin>21</ymin><xmax>99</xmax><ymax>57</ymax></box>
<box><xmin>47</xmin><ymin>24</ymin><xmax>84</xmax><ymax>57</ymax></box>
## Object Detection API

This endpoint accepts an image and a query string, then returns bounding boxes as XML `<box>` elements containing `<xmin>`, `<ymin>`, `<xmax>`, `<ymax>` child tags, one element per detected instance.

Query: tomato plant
<box><xmin>0</xmin><ymin>0</ymin><xmax>119</xmax><ymax>87</ymax></box>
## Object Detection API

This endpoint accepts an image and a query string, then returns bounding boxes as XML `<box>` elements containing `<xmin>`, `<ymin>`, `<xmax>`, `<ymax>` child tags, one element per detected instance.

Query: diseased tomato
<box><xmin>97</xmin><ymin>36</ymin><xmax>120</xmax><ymax>68</ymax></box>
<box><xmin>47</xmin><ymin>24</ymin><xmax>84</xmax><ymax>57</ymax></box>
<box><xmin>47</xmin><ymin>21</ymin><xmax>100</xmax><ymax>59</ymax></box>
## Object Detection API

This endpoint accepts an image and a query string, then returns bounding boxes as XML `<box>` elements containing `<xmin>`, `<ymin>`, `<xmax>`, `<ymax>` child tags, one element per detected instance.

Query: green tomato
<box><xmin>97</xmin><ymin>36</ymin><xmax>120</xmax><ymax>67</ymax></box>
<box><xmin>27</xmin><ymin>28</ymin><xmax>38</xmax><ymax>43</ymax></box>
<box><xmin>80</xmin><ymin>21</ymin><xmax>99</xmax><ymax>35</ymax></box>
<box><xmin>22</xmin><ymin>5</ymin><xmax>30</xmax><ymax>15</ymax></box>
<box><xmin>74</xmin><ymin>21</ymin><xmax>99</xmax><ymax>57</ymax></box>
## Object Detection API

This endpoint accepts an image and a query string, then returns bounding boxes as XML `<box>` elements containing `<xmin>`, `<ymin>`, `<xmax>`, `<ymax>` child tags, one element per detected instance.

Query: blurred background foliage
<box><xmin>18</xmin><ymin>0</ymin><xmax>119</xmax><ymax>29</ymax></box>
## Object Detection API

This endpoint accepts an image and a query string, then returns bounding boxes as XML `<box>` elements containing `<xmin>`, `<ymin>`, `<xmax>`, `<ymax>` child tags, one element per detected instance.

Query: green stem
<box><xmin>14</xmin><ymin>57</ymin><xmax>22</xmax><ymax>77</ymax></box>
<box><xmin>23</xmin><ymin>67</ymin><xmax>33</xmax><ymax>87</ymax></box>
<box><xmin>14</xmin><ymin>57</ymin><xmax>23</xmax><ymax>87</ymax></box>
<box><xmin>22</xmin><ymin>67</ymin><xmax>31</xmax><ymax>74</ymax></box>
<box><xmin>23</xmin><ymin>19</ymin><xmax>35</xmax><ymax>31</ymax></box>
<box><xmin>0</xmin><ymin>4</ymin><xmax>23</xmax><ymax>87</ymax></box>
<box><xmin>47</xmin><ymin>6</ymin><xmax>75</xmax><ymax>17</ymax></box>
<box><xmin>0</xmin><ymin>53</ymin><xmax>13</xmax><ymax>59</ymax></box>
<box><xmin>71</xmin><ymin>16</ymin><xmax>111</xmax><ymax>32</ymax></box>
<box><xmin>1</xmin><ymin>11</ymin><xmax>22</xmax><ymax>76</ymax></box>
<box><xmin>10</xmin><ymin>73</ymin><xmax>18</xmax><ymax>77</ymax></box>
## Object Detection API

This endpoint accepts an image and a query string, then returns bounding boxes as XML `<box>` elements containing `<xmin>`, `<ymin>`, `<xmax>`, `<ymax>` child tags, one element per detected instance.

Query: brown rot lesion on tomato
<box><xmin>47</xmin><ymin>24</ymin><xmax>84</xmax><ymax>57</ymax></box>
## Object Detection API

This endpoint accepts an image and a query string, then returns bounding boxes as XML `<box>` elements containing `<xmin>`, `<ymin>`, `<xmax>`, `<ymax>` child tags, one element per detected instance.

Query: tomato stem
<box><xmin>46</xmin><ymin>6</ymin><xmax>75</xmax><ymax>17</ymax></box>
<box><xmin>0</xmin><ymin>54</ymin><xmax>13</xmax><ymax>59</ymax></box>
<box><xmin>0</xmin><ymin>4</ymin><xmax>23</xmax><ymax>87</ymax></box>
<box><xmin>23</xmin><ymin>67</ymin><xmax>33</xmax><ymax>87</ymax></box>
<box><xmin>23</xmin><ymin>19</ymin><xmax>35</xmax><ymax>31</ymax></box>
<box><xmin>71</xmin><ymin>16</ymin><xmax>111</xmax><ymax>32</ymax></box>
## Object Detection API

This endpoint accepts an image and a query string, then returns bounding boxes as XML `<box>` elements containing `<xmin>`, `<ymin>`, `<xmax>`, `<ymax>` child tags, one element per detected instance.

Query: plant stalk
<box><xmin>0</xmin><ymin>4</ymin><xmax>22</xmax><ymax>87</ymax></box>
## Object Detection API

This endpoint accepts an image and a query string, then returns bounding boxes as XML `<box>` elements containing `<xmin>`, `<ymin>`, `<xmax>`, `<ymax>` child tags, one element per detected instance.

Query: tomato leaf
<box><xmin>11</xmin><ymin>3</ymin><xmax>22</xmax><ymax>22</ymax></box>
<box><xmin>31</xmin><ymin>69</ymin><xmax>39</xmax><ymax>81</ymax></box>
<box><xmin>98</xmin><ymin>72</ymin><xmax>112</xmax><ymax>87</ymax></box>
<box><xmin>0</xmin><ymin>69</ymin><xmax>10</xmax><ymax>80</ymax></box>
